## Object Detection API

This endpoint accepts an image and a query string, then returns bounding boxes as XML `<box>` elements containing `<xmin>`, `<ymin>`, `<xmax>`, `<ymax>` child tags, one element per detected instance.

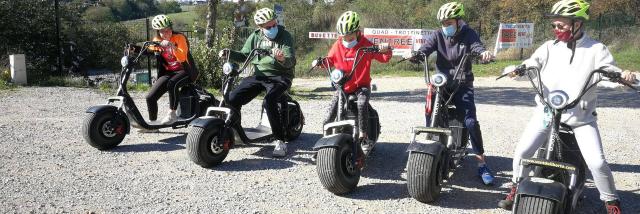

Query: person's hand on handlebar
<box><xmin>272</xmin><ymin>48</ymin><xmax>285</xmax><ymax>63</ymax></box>
<box><xmin>160</xmin><ymin>40</ymin><xmax>176</xmax><ymax>49</ymax></box>
<box><xmin>218</xmin><ymin>48</ymin><xmax>230</xmax><ymax>58</ymax></box>
<box><xmin>480</xmin><ymin>51</ymin><xmax>494</xmax><ymax>63</ymax></box>
<box><xmin>621</xmin><ymin>70</ymin><xmax>637</xmax><ymax>83</ymax></box>
<box><xmin>377</xmin><ymin>43</ymin><xmax>391</xmax><ymax>53</ymax></box>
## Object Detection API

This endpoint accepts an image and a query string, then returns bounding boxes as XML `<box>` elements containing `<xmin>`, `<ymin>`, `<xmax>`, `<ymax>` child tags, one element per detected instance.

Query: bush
<box><xmin>158</xmin><ymin>0</ymin><xmax>182</xmax><ymax>14</ymax></box>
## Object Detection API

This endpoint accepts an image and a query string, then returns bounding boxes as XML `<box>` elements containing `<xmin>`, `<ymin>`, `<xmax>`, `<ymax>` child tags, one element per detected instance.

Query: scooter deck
<box><xmin>244</xmin><ymin>125</ymin><xmax>273</xmax><ymax>141</ymax></box>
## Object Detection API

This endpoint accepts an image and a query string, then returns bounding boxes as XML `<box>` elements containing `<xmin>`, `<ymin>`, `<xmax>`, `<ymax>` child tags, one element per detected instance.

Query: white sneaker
<box><xmin>160</xmin><ymin>111</ymin><xmax>178</xmax><ymax>125</ymax></box>
<box><xmin>272</xmin><ymin>140</ymin><xmax>287</xmax><ymax>157</ymax></box>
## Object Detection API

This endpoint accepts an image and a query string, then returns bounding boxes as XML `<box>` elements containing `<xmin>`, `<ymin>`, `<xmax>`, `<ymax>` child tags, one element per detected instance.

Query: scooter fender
<box><xmin>189</xmin><ymin>116</ymin><xmax>226</xmax><ymax>130</ymax></box>
<box><xmin>516</xmin><ymin>177</ymin><xmax>567</xmax><ymax>203</ymax></box>
<box><xmin>406</xmin><ymin>140</ymin><xmax>445</xmax><ymax>156</ymax></box>
<box><xmin>313</xmin><ymin>133</ymin><xmax>353</xmax><ymax>150</ymax></box>
<box><xmin>86</xmin><ymin>105</ymin><xmax>130</xmax><ymax>134</ymax></box>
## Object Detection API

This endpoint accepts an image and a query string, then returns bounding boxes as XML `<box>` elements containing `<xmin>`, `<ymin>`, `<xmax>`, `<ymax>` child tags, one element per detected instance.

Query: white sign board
<box><xmin>307</xmin><ymin>28</ymin><xmax>436</xmax><ymax>56</ymax></box>
<box><xmin>493</xmin><ymin>23</ymin><xmax>534</xmax><ymax>55</ymax></box>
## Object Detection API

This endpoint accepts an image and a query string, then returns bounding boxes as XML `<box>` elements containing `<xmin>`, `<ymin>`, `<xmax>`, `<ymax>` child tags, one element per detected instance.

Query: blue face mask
<box><xmin>263</xmin><ymin>26</ymin><xmax>278</xmax><ymax>39</ymax></box>
<box><xmin>442</xmin><ymin>25</ymin><xmax>457</xmax><ymax>37</ymax></box>
<box><xmin>342</xmin><ymin>39</ymin><xmax>357</xmax><ymax>49</ymax></box>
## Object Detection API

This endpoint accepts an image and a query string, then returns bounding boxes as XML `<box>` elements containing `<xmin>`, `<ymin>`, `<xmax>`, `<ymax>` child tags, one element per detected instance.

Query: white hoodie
<box><xmin>522</xmin><ymin>33</ymin><xmax>622</xmax><ymax>127</ymax></box>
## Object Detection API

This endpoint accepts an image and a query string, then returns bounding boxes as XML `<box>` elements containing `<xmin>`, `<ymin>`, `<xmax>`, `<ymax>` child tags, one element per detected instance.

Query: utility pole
<box><xmin>55</xmin><ymin>0</ymin><xmax>62</xmax><ymax>75</ymax></box>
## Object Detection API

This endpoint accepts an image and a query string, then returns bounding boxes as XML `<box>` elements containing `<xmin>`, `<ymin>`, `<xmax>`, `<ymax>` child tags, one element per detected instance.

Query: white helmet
<box><xmin>151</xmin><ymin>14</ymin><xmax>172</xmax><ymax>30</ymax></box>
<box><xmin>254</xmin><ymin>8</ymin><xmax>275</xmax><ymax>25</ymax></box>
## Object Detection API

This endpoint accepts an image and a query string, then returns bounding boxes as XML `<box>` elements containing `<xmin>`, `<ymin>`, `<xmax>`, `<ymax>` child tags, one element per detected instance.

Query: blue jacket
<box><xmin>417</xmin><ymin>24</ymin><xmax>486</xmax><ymax>85</ymax></box>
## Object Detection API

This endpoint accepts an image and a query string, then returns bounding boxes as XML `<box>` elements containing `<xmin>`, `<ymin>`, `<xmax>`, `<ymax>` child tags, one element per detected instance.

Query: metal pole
<box><xmin>55</xmin><ymin>0</ymin><xmax>62</xmax><ymax>76</ymax></box>
<box><xmin>146</xmin><ymin>17</ymin><xmax>152</xmax><ymax>86</ymax></box>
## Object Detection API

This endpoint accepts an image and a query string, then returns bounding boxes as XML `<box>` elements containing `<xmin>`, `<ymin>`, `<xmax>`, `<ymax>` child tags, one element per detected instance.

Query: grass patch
<box><xmin>0</xmin><ymin>80</ymin><xmax>17</xmax><ymax>91</ymax></box>
<box><xmin>167</xmin><ymin>11</ymin><xmax>199</xmax><ymax>26</ymax></box>
<box><xmin>612</xmin><ymin>48</ymin><xmax>640</xmax><ymax>71</ymax></box>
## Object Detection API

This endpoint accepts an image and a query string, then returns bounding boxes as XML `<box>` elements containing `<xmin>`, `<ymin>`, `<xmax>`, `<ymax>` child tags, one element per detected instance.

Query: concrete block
<box><xmin>10</xmin><ymin>54</ymin><xmax>27</xmax><ymax>85</ymax></box>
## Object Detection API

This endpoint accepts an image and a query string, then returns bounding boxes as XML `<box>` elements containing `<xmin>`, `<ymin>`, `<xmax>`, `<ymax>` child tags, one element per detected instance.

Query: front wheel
<box><xmin>186</xmin><ymin>126</ymin><xmax>229</xmax><ymax>168</ymax></box>
<box><xmin>514</xmin><ymin>195</ymin><xmax>558</xmax><ymax>214</ymax></box>
<box><xmin>406</xmin><ymin>151</ymin><xmax>444</xmax><ymax>203</ymax></box>
<box><xmin>316</xmin><ymin>144</ymin><xmax>360</xmax><ymax>194</ymax></box>
<box><xmin>82</xmin><ymin>111</ymin><xmax>127</xmax><ymax>150</ymax></box>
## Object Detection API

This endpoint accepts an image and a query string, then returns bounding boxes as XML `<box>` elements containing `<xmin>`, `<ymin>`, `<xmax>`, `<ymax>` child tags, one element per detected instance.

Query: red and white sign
<box><xmin>493</xmin><ymin>23</ymin><xmax>534</xmax><ymax>55</ymax></box>
<box><xmin>309</xmin><ymin>28</ymin><xmax>435</xmax><ymax>56</ymax></box>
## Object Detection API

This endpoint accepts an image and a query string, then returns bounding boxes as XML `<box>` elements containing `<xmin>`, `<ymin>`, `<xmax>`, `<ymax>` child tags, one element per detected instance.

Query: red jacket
<box><xmin>325</xmin><ymin>33</ymin><xmax>392</xmax><ymax>94</ymax></box>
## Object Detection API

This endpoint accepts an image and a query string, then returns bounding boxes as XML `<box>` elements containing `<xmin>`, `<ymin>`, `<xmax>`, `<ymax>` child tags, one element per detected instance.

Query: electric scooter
<box><xmin>83</xmin><ymin>41</ymin><xmax>217</xmax><ymax>150</ymax></box>
<box><xmin>186</xmin><ymin>48</ymin><xmax>305</xmax><ymax>168</ymax></box>
<box><xmin>308</xmin><ymin>46</ymin><xmax>382</xmax><ymax>194</ymax></box>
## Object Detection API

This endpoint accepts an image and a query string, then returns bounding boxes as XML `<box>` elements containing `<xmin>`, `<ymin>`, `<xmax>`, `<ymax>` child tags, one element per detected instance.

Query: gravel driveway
<box><xmin>1</xmin><ymin>77</ymin><xmax>639</xmax><ymax>213</ymax></box>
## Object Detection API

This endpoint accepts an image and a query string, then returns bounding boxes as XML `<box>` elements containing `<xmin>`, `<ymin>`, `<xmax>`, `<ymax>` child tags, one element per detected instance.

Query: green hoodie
<box><xmin>229</xmin><ymin>25</ymin><xmax>296</xmax><ymax>79</ymax></box>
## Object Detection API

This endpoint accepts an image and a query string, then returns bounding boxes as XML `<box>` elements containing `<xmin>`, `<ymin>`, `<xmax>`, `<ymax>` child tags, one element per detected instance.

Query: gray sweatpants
<box><xmin>511</xmin><ymin>108</ymin><xmax>618</xmax><ymax>201</ymax></box>
<box><xmin>323</xmin><ymin>87</ymin><xmax>370</xmax><ymax>135</ymax></box>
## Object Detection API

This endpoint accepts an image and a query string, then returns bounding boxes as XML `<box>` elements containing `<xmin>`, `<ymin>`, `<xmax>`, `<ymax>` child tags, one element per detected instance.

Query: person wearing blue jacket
<box><xmin>403</xmin><ymin>2</ymin><xmax>496</xmax><ymax>185</ymax></box>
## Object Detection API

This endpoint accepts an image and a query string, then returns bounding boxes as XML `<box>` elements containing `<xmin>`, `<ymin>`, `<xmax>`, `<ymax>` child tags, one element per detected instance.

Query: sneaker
<box><xmin>498</xmin><ymin>184</ymin><xmax>517</xmax><ymax>210</ymax></box>
<box><xmin>160</xmin><ymin>111</ymin><xmax>178</xmax><ymax>125</ymax></box>
<box><xmin>478</xmin><ymin>165</ymin><xmax>495</xmax><ymax>185</ymax></box>
<box><xmin>606</xmin><ymin>200</ymin><xmax>621</xmax><ymax>214</ymax></box>
<box><xmin>272</xmin><ymin>140</ymin><xmax>287</xmax><ymax>157</ymax></box>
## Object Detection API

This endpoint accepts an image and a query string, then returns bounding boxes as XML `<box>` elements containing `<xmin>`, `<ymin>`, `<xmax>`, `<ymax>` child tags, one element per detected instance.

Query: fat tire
<box><xmin>407</xmin><ymin>151</ymin><xmax>443</xmax><ymax>203</ymax></box>
<box><xmin>82</xmin><ymin>112</ymin><xmax>126</xmax><ymax>150</ymax></box>
<box><xmin>186</xmin><ymin>126</ymin><xmax>228</xmax><ymax>168</ymax></box>
<box><xmin>316</xmin><ymin>145</ymin><xmax>360</xmax><ymax>194</ymax></box>
<box><xmin>515</xmin><ymin>195</ymin><xmax>558</xmax><ymax>214</ymax></box>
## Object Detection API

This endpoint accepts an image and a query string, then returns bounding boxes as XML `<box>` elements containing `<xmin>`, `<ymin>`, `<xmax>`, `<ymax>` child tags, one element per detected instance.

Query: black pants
<box><xmin>323</xmin><ymin>87</ymin><xmax>370</xmax><ymax>136</ymax></box>
<box><xmin>228</xmin><ymin>75</ymin><xmax>291</xmax><ymax>141</ymax></box>
<box><xmin>146</xmin><ymin>70</ymin><xmax>191</xmax><ymax>121</ymax></box>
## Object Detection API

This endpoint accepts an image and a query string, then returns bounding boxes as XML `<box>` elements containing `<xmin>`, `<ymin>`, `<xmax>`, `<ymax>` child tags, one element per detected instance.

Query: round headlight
<box><xmin>431</xmin><ymin>73</ymin><xmax>448</xmax><ymax>87</ymax></box>
<box><xmin>330</xmin><ymin>69</ymin><xmax>344</xmax><ymax>84</ymax></box>
<box><xmin>222</xmin><ymin>62</ymin><xmax>234</xmax><ymax>75</ymax></box>
<box><xmin>120</xmin><ymin>56</ymin><xmax>129</xmax><ymax>67</ymax></box>
<box><xmin>548</xmin><ymin>90</ymin><xmax>569</xmax><ymax>109</ymax></box>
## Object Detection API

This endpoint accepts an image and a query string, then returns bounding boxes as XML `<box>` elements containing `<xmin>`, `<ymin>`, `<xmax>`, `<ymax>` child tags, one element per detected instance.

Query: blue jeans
<box><xmin>426</xmin><ymin>85</ymin><xmax>484</xmax><ymax>155</ymax></box>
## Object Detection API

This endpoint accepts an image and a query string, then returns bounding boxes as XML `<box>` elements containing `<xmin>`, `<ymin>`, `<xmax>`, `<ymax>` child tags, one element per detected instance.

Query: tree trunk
<box><xmin>205</xmin><ymin>0</ymin><xmax>218</xmax><ymax>48</ymax></box>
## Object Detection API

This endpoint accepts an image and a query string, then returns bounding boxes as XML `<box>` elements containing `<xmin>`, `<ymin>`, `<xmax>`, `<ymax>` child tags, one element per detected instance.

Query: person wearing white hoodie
<box><xmin>497</xmin><ymin>1</ymin><xmax>637</xmax><ymax>213</ymax></box>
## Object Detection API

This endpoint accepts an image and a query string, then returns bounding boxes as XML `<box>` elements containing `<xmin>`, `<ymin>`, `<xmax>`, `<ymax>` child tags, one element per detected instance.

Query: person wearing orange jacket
<box><xmin>319</xmin><ymin>11</ymin><xmax>392</xmax><ymax>152</ymax></box>
<box><xmin>145</xmin><ymin>14</ymin><xmax>198</xmax><ymax>126</ymax></box>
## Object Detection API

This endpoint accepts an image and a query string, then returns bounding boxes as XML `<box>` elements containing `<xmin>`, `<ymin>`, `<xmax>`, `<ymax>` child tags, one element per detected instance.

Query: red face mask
<box><xmin>554</xmin><ymin>29</ymin><xmax>572</xmax><ymax>42</ymax></box>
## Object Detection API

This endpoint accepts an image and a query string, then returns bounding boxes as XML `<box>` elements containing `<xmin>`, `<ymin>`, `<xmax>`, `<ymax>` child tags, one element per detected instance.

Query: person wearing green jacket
<box><xmin>219</xmin><ymin>7</ymin><xmax>296</xmax><ymax>157</ymax></box>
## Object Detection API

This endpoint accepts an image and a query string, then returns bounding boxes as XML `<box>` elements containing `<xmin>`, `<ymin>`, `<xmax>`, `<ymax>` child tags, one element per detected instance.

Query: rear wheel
<box><xmin>407</xmin><ymin>151</ymin><xmax>444</xmax><ymax>203</ymax></box>
<box><xmin>186</xmin><ymin>126</ymin><xmax>229</xmax><ymax>168</ymax></box>
<box><xmin>316</xmin><ymin>144</ymin><xmax>360</xmax><ymax>194</ymax></box>
<box><xmin>515</xmin><ymin>195</ymin><xmax>558</xmax><ymax>214</ymax></box>
<box><xmin>82</xmin><ymin>111</ymin><xmax>127</xmax><ymax>150</ymax></box>
<box><xmin>285</xmin><ymin>103</ymin><xmax>304</xmax><ymax>141</ymax></box>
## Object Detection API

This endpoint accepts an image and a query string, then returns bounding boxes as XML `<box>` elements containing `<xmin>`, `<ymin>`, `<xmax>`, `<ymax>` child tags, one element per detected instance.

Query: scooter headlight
<box><xmin>330</xmin><ymin>69</ymin><xmax>344</xmax><ymax>84</ymax></box>
<box><xmin>431</xmin><ymin>73</ymin><xmax>448</xmax><ymax>87</ymax></box>
<box><xmin>548</xmin><ymin>90</ymin><xmax>569</xmax><ymax>110</ymax></box>
<box><xmin>222</xmin><ymin>62</ymin><xmax>235</xmax><ymax>75</ymax></box>
<box><xmin>120</xmin><ymin>56</ymin><xmax>129</xmax><ymax>67</ymax></box>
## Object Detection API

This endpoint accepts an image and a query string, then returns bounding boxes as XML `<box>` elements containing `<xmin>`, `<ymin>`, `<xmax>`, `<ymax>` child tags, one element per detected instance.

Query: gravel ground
<box><xmin>1</xmin><ymin>77</ymin><xmax>639</xmax><ymax>213</ymax></box>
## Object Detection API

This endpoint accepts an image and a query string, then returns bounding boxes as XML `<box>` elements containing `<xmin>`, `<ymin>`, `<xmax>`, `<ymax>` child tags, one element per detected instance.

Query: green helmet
<box><xmin>336</xmin><ymin>11</ymin><xmax>360</xmax><ymax>35</ymax></box>
<box><xmin>254</xmin><ymin>8</ymin><xmax>276</xmax><ymax>25</ymax></box>
<box><xmin>548</xmin><ymin>0</ymin><xmax>590</xmax><ymax>20</ymax></box>
<box><xmin>437</xmin><ymin>2</ymin><xmax>465</xmax><ymax>22</ymax></box>
<box><xmin>151</xmin><ymin>14</ymin><xmax>172</xmax><ymax>30</ymax></box>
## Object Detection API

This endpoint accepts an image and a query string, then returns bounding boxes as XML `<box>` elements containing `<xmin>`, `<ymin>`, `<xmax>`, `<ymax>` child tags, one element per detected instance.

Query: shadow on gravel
<box><xmin>112</xmin><ymin>133</ymin><xmax>187</xmax><ymax>152</ymax></box>
<box><xmin>214</xmin><ymin>158</ymin><xmax>295</xmax><ymax>171</ymax></box>
<box><xmin>344</xmin><ymin>183</ymin><xmax>409</xmax><ymax>200</ymax></box>
<box><xmin>370</xmin><ymin>87</ymin><xmax>640</xmax><ymax>108</ymax></box>
<box><xmin>573</xmin><ymin>184</ymin><xmax>640</xmax><ymax>213</ymax></box>
<box><xmin>362</xmin><ymin>142</ymin><xmax>410</xmax><ymax>181</ymax></box>
<box><xmin>609</xmin><ymin>162</ymin><xmax>640</xmax><ymax>173</ymax></box>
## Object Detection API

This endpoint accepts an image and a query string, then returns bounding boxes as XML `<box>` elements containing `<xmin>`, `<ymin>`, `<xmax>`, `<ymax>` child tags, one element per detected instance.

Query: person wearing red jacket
<box><xmin>320</xmin><ymin>11</ymin><xmax>392</xmax><ymax>151</ymax></box>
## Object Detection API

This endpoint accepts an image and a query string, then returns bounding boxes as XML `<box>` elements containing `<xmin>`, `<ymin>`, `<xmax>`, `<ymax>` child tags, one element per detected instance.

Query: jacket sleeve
<box><xmin>468</xmin><ymin>29</ymin><xmax>487</xmax><ymax>54</ymax></box>
<box><xmin>521</xmin><ymin>41</ymin><xmax>550</xmax><ymax>79</ymax></box>
<box><xmin>373</xmin><ymin>50</ymin><xmax>392</xmax><ymax>63</ymax></box>
<box><xmin>416</xmin><ymin>32</ymin><xmax>438</xmax><ymax>58</ymax></box>
<box><xmin>323</xmin><ymin>40</ymin><xmax>340</xmax><ymax>68</ymax></box>
<box><xmin>275</xmin><ymin>31</ymin><xmax>296</xmax><ymax>69</ymax></box>
<box><xmin>173</xmin><ymin>34</ymin><xmax>189</xmax><ymax>63</ymax></box>
<box><xmin>594</xmin><ymin>44</ymin><xmax>622</xmax><ymax>84</ymax></box>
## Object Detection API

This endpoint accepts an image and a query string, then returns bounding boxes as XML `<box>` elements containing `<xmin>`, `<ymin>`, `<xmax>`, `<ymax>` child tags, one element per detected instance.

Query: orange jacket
<box><xmin>151</xmin><ymin>33</ymin><xmax>189</xmax><ymax>63</ymax></box>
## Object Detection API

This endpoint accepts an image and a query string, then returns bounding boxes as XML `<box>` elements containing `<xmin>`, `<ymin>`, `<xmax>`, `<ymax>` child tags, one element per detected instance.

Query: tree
<box><xmin>205</xmin><ymin>0</ymin><xmax>219</xmax><ymax>48</ymax></box>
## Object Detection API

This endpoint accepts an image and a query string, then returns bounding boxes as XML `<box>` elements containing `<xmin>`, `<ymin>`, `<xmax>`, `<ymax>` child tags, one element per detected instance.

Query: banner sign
<box><xmin>493</xmin><ymin>23</ymin><xmax>534</xmax><ymax>55</ymax></box>
<box><xmin>308</xmin><ymin>28</ymin><xmax>436</xmax><ymax>56</ymax></box>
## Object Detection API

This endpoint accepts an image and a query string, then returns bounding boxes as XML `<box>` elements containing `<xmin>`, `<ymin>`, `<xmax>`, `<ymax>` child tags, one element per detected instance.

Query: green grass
<box><xmin>167</xmin><ymin>11</ymin><xmax>199</xmax><ymax>26</ymax></box>
<box><xmin>612</xmin><ymin>48</ymin><xmax>640</xmax><ymax>71</ymax></box>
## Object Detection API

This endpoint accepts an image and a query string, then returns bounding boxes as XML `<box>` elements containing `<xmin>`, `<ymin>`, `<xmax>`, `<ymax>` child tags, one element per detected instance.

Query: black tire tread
<box><xmin>407</xmin><ymin>152</ymin><xmax>441</xmax><ymax>203</ymax></box>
